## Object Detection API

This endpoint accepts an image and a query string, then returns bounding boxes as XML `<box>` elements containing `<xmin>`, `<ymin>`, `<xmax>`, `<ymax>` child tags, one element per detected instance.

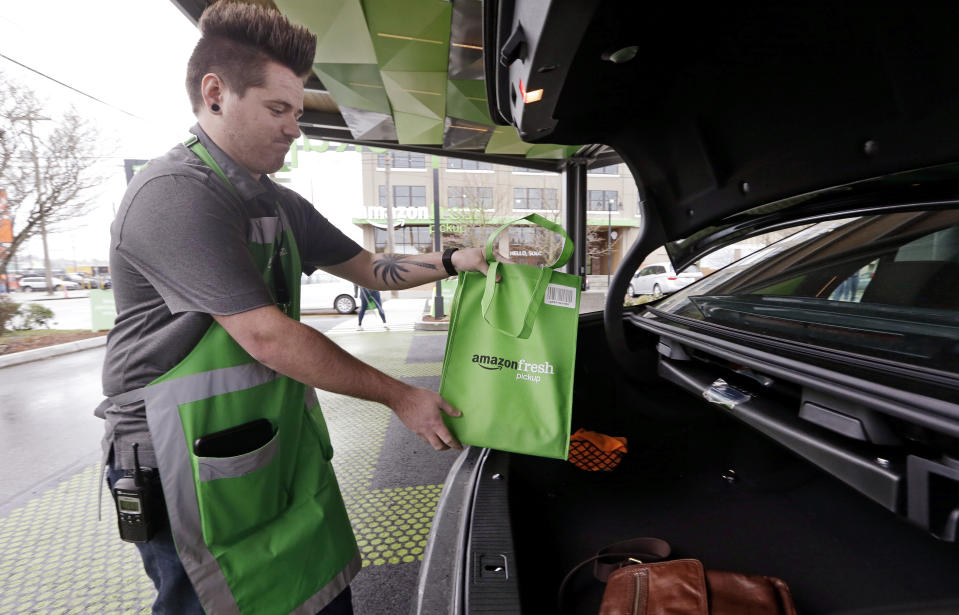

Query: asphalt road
<box><xmin>0</xmin><ymin>345</ymin><xmax>106</xmax><ymax>514</ymax></box>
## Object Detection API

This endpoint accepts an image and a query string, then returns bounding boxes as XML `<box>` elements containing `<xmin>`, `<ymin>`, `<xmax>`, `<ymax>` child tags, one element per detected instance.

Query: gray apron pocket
<box><xmin>195</xmin><ymin>431</ymin><xmax>279</xmax><ymax>482</ymax></box>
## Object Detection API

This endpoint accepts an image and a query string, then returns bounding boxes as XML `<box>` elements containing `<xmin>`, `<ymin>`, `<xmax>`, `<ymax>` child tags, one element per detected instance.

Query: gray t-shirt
<box><xmin>101</xmin><ymin>125</ymin><xmax>362</xmax><ymax>468</ymax></box>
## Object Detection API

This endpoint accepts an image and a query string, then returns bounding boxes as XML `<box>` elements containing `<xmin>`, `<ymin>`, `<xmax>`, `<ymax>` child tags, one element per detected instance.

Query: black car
<box><xmin>417</xmin><ymin>3</ymin><xmax>959</xmax><ymax>614</ymax></box>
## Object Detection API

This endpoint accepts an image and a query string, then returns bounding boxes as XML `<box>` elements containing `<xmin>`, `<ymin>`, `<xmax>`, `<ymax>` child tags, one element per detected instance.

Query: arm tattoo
<box><xmin>373</xmin><ymin>253</ymin><xmax>438</xmax><ymax>285</ymax></box>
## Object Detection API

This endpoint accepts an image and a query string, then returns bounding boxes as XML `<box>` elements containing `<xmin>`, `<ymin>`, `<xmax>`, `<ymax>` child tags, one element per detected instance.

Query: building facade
<box><xmin>353</xmin><ymin>151</ymin><xmax>643</xmax><ymax>275</ymax></box>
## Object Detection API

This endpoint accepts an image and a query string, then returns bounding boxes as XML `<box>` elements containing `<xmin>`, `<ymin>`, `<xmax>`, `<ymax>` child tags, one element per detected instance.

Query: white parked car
<box><xmin>301</xmin><ymin>273</ymin><xmax>358</xmax><ymax>314</ymax></box>
<box><xmin>628</xmin><ymin>263</ymin><xmax>702</xmax><ymax>297</ymax></box>
<box><xmin>18</xmin><ymin>276</ymin><xmax>81</xmax><ymax>292</ymax></box>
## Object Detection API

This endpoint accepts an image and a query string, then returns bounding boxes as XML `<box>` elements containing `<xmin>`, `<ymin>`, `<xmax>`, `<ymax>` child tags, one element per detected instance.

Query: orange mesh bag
<box><xmin>567</xmin><ymin>428</ymin><xmax>628</xmax><ymax>471</ymax></box>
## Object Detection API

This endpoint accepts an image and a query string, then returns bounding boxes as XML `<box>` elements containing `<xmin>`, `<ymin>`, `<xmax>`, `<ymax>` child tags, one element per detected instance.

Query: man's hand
<box><xmin>389</xmin><ymin>385</ymin><xmax>463</xmax><ymax>451</ymax></box>
<box><xmin>450</xmin><ymin>247</ymin><xmax>489</xmax><ymax>276</ymax></box>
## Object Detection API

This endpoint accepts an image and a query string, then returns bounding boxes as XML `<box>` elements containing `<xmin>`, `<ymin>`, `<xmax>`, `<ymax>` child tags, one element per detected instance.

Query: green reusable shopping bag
<box><xmin>440</xmin><ymin>214</ymin><xmax>581</xmax><ymax>459</ymax></box>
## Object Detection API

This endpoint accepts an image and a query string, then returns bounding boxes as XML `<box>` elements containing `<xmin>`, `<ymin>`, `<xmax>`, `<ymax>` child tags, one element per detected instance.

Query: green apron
<box><xmin>106</xmin><ymin>138</ymin><xmax>360</xmax><ymax>614</ymax></box>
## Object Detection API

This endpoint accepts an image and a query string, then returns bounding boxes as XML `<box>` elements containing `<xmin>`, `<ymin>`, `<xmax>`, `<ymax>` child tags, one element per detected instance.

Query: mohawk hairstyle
<box><xmin>185</xmin><ymin>1</ymin><xmax>317</xmax><ymax>114</ymax></box>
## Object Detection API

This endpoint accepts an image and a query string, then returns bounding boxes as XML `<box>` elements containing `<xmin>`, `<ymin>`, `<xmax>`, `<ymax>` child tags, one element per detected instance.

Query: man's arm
<box><xmin>213</xmin><ymin>305</ymin><xmax>462</xmax><ymax>451</ymax></box>
<box><xmin>322</xmin><ymin>247</ymin><xmax>488</xmax><ymax>290</ymax></box>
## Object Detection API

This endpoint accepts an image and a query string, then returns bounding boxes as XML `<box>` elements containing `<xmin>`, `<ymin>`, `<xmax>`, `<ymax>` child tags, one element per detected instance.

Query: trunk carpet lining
<box><xmin>509</xmin><ymin>407</ymin><xmax>959</xmax><ymax>614</ymax></box>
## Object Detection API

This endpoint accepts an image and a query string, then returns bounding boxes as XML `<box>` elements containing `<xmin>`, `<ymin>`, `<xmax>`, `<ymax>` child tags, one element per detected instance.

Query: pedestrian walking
<box><xmin>357</xmin><ymin>287</ymin><xmax>387</xmax><ymax>330</ymax></box>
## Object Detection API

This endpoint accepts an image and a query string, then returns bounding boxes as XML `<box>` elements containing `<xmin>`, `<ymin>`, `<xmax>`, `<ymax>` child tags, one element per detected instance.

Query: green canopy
<box><xmin>172</xmin><ymin>0</ymin><xmax>619</xmax><ymax>171</ymax></box>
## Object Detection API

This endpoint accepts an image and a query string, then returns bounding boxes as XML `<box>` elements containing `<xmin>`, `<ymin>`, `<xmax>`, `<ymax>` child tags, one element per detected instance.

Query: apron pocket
<box><xmin>192</xmin><ymin>429</ymin><xmax>285</xmax><ymax>547</ymax></box>
<box><xmin>196</xmin><ymin>430</ymin><xmax>280</xmax><ymax>482</ymax></box>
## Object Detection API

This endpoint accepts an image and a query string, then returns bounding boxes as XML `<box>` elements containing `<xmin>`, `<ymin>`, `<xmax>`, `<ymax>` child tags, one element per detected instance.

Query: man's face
<box><xmin>219</xmin><ymin>61</ymin><xmax>304</xmax><ymax>178</ymax></box>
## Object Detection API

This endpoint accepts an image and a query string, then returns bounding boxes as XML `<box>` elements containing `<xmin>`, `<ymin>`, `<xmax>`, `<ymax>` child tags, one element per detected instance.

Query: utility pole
<box><xmin>383</xmin><ymin>151</ymin><xmax>398</xmax><ymax>298</ymax></box>
<box><xmin>431</xmin><ymin>155</ymin><xmax>444</xmax><ymax>318</ymax></box>
<box><xmin>14</xmin><ymin>114</ymin><xmax>53</xmax><ymax>294</ymax></box>
<box><xmin>607</xmin><ymin>198</ymin><xmax>612</xmax><ymax>287</ymax></box>
<box><xmin>384</xmin><ymin>151</ymin><xmax>395</xmax><ymax>254</ymax></box>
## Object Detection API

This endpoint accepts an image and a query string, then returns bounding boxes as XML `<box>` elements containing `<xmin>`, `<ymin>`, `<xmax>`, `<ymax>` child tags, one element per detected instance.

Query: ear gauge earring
<box><xmin>211</xmin><ymin>103</ymin><xmax>220</xmax><ymax>112</ymax></box>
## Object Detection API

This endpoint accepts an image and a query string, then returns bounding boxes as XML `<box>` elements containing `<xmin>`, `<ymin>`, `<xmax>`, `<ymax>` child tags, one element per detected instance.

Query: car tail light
<box><xmin>524</xmin><ymin>88</ymin><xmax>544</xmax><ymax>103</ymax></box>
<box><xmin>668</xmin><ymin>276</ymin><xmax>677</xmax><ymax>280</ymax></box>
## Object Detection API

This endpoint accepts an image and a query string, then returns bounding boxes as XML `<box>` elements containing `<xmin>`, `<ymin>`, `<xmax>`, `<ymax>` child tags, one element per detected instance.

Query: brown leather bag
<box><xmin>599</xmin><ymin>558</ymin><xmax>797</xmax><ymax>615</ymax></box>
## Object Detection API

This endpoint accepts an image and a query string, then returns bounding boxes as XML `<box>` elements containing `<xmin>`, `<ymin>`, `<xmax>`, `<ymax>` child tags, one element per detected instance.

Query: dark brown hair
<box><xmin>185</xmin><ymin>1</ymin><xmax>317</xmax><ymax>113</ymax></box>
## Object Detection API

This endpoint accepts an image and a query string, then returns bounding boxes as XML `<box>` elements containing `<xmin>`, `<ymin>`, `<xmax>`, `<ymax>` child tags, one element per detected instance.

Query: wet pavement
<box><xmin>0</xmin><ymin>313</ymin><xmax>454</xmax><ymax>614</ymax></box>
<box><xmin>0</xmin><ymin>346</ymin><xmax>106</xmax><ymax>514</ymax></box>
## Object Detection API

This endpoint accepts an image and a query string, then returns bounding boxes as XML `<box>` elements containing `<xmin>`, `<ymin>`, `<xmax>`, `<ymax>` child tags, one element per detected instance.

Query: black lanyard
<box><xmin>271</xmin><ymin>228</ymin><xmax>290</xmax><ymax>306</ymax></box>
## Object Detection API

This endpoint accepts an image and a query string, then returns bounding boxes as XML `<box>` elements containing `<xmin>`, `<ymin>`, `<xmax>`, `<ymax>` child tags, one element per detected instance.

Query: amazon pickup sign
<box><xmin>365</xmin><ymin>206</ymin><xmax>431</xmax><ymax>221</ymax></box>
<box><xmin>363</xmin><ymin>207</ymin><xmax>470</xmax><ymax>234</ymax></box>
<box><xmin>363</xmin><ymin>206</ymin><xmax>480</xmax><ymax>223</ymax></box>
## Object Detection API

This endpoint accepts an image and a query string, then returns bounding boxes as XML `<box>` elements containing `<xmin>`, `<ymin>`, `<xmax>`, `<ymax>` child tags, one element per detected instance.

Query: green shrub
<box><xmin>624</xmin><ymin>294</ymin><xmax>661</xmax><ymax>307</ymax></box>
<box><xmin>0</xmin><ymin>295</ymin><xmax>20</xmax><ymax>333</ymax></box>
<box><xmin>18</xmin><ymin>304</ymin><xmax>55</xmax><ymax>329</ymax></box>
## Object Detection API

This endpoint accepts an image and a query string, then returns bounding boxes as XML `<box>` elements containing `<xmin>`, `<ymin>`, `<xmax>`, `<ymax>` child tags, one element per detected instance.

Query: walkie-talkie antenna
<box><xmin>133</xmin><ymin>443</ymin><xmax>144</xmax><ymax>487</ymax></box>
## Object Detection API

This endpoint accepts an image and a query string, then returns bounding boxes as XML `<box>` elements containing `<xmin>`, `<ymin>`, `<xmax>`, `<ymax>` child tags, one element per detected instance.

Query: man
<box><xmin>97</xmin><ymin>3</ymin><xmax>489</xmax><ymax>614</ymax></box>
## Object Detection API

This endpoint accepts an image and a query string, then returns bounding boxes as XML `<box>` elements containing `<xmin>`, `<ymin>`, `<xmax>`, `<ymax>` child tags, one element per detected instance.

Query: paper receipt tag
<box><xmin>544</xmin><ymin>283</ymin><xmax>577</xmax><ymax>309</ymax></box>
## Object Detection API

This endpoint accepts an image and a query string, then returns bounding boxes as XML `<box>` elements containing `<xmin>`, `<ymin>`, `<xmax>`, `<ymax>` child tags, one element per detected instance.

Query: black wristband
<box><xmin>442</xmin><ymin>247</ymin><xmax>459</xmax><ymax>277</ymax></box>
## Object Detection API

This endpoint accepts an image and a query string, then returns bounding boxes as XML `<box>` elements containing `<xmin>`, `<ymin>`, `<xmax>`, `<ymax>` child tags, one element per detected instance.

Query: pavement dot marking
<box><xmin>0</xmin><ymin>331</ymin><xmax>449</xmax><ymax>613</ymax></box>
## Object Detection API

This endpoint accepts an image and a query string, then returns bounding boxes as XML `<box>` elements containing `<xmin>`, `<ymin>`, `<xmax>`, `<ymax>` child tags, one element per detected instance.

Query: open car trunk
<box><xmin>494</xmin><ymin>314</ymin><xmax>959</xmax><ymax>615</ymax></box>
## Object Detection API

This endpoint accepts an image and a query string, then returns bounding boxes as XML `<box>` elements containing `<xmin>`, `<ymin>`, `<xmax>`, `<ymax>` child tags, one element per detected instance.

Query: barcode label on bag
<box><xmin>544</xmin><ymin>284</ymin><xmax>577</xmax><ymax>309</ymax></box>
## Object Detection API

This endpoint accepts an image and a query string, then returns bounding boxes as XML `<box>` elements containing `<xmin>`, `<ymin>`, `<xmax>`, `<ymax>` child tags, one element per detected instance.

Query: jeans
<box><xmin>357</xmin><ymin>289</ymin><xmax>385</xmax><ymax>325</ymax></box>
<box><xmin>107</xmin><ymin>465</ymin><xmax>353</xmax><ymax>615</ymax></box>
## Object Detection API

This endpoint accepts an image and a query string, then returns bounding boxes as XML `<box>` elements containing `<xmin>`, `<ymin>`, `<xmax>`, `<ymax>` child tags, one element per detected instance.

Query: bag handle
<box><xmin>556</xmin><ymin>537</ymin><xmax>672</xmax><ymax>615</ymax></box>
<box><xmin>484</xmin><ymin>213</ymin><xmax>574</xmax><ymax>269</ymax></box>
<box><xmin>480</xmin><ymin>260</ymin><xmax>553</xmax><ymax>339</ymax></box>
<box><xmin>479</xmin><ymin>214</ymin><xmax>575</xmax><ymax>338</ymax></box>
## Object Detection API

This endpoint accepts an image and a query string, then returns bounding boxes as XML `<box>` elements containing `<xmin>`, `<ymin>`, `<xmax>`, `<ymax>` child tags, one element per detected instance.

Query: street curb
<box><xmin>414</xmin><ymin>320</ymin><xmax>449</xmax><ymax>331</ymax></box>
<box><xmin>417</xmin><ymin>297</ymin><xmax>449</xmax><ymax>331</ymax></box>
<box><xmin>0</xmin><ymin>335</ymin><xmax>108</xmax><ymax>369</ymax></box>
<box><xmin>5</xmin><ymin>292</ymin><xmax>92</xmax><ymax>301</ymax></box>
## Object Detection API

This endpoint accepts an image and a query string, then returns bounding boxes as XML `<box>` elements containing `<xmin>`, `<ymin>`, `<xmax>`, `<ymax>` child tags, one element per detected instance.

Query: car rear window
<box><xmin>655</xmin><ymin>209</ymin><xmax>959</xmax><ymax>373</ymax></box>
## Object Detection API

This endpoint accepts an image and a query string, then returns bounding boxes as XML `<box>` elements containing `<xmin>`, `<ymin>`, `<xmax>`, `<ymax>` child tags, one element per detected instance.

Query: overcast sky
<box><xmin>0</xmin><ymin>0</ymin><xmax>363</xmax><ymax>268</ymax></box>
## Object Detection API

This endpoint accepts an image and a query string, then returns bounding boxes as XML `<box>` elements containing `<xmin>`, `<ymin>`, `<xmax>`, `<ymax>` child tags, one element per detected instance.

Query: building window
<box><xmin>447</xmin><ymin>158</ymin><xmax>493</xmax><ymax>170</ymax></box>
<box><xmin>442</xmin><ymin>225</ymin><xmax>498</xmax><ymax>251</ymax></box>
<box><xmin>379</xmin><ymin>185</ymin><xmax>427</xmax><ymax>207</ymax></box>
<box><xmin>447</xmin><ymin>186</ymin><xmax>493</xmax><ymax>208</ymax></box>
<box><xmin>377</xmin><ymin>151</ymin><xmax>426</xmax><ymax>168</ymax></box>
<box><xmin>588</xmin><ymin>164</ymin><xmax>620</xmax><ymax>175</ymax></box>
<box><xmin>513</xmin><ymin>187</ymin><xmax>558</xmax><ymax>210</ymax></box>
<box><xmin>511</xmin><ymin>166</ymin><xmax>551</xmax><ymax>174</ymax></box>
<box><xmin>588</xmin><ymin>190</ymin><xmax>620</xmax><ymax>211</ymax></box>
<box><xmin>506</xmin><ymin>225</ymin><xmax>566</xmax><ymax>266</ymax></box>
<box><xmin>373</xmin><ymin>226</ymin><xmax>433</xmax><ymax>253</ymax></box>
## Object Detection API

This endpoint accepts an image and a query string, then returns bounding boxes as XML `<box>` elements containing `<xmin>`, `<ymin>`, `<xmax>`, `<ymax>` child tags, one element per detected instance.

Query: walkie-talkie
<box><xmin>112</xmin><ymin>443</ymin><xmax>155</xmax><ymax>543</ymax></box>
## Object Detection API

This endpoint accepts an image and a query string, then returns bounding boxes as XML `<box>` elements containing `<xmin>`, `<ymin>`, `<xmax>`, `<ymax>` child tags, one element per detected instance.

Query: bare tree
<box><xmin>441</xmin><ymin>182</ymin><xmax>495</xmax><ymax>250</ymax></box>
<box><xmin>0</xmin><ymin>82</ymin><xmax>25</xmax><ymax>182</ymax></box>
<box><xmin>508</xmin><ymin>190</ymin><xmax>564</xmax><ymax>267</ymax></box>
<box><xmin>586</xmin><ymin>226</ymin><xmax>622</xmax><ymax>270</ymax></box>
<box><xmin>0</xmin><ymin>74</ymin><xmax>101</xmax><ymax>292</ymax></box>
<box><xmin>443</xmin><ymin>182</ymin><xmax>568</xmax><ymax>267</ymax></box>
